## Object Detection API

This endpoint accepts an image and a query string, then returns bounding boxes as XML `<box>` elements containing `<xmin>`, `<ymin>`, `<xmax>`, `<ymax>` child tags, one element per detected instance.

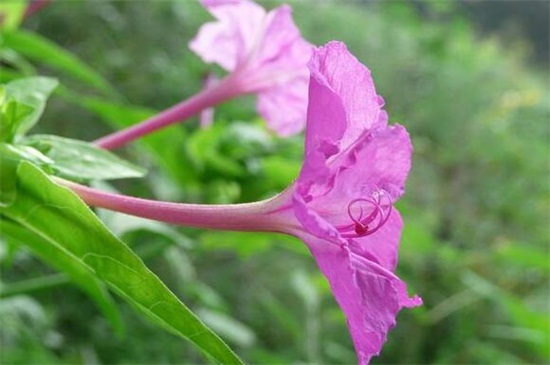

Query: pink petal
<box><xmin>349</xmin><ymin>209</ymin><xmax>404</xmax><ymax>271</ymax></box>
<box><xmin>292</xmin><ymin>192</ymin><xmax>345</xmax><ymax>245</ymax></box>
<box><xmin>326</xmin><ymin>124</ymin><xmax>413</xmax><ymax>204</ymax></box>
<box><xmin>189</xmin><ymin>0</ymin><xmax>266</xmax><ymax>71</ymax></box>
<box><xmin>306</xmin><ymin>41</ymin><xmax>386</xmax><ymax>151</ymax></box>
<box><xmin>250</xmin><ymin>5</ymin><xmax>310</xmax><ymax>77</ymax></box>
<box><xmin>297</xmin><ymin>69</ymin><xmax>347</xmax><ymax>194</ymax></box>
<box><xmin>297</xmin><ymin>42</ymin><xmax>412</xmax><ymax>207</ymax></box>
<box><xmin>301</xmin><ymin>233</ymin><xmax>421</xmax><ymax>365</ymax></box>
<box><xmin>299</xmin><ymin>41</ymin><xmax>392</xmax><ymax>197</ymax></box>
<box><xmin>257</xmin><ymin>77</ymin><xmax>309</xmax><ymax>137</ymax></box>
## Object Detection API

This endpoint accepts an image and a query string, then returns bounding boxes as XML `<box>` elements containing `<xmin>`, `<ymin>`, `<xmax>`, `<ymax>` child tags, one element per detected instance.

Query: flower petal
<box><xmin>296</xmin><ymin>74</ymin><xmax>346</xmax><ymax>196</ymax></box>
<box><xmin>306</xmin><ymin>41</ymin><xmax>386</xmax><ymax>152</ymax></box>
<box><xmin>299</xmin><ymin>41</ymin><xmax>390</xmax><ymax>197</ymax></box>
<box><xmin>251</xmin><ymin>5</ymin><xmax>311</xmax><ymax>76</ymax></box>
<box><xmin>257</xmin><ymin>75</ymin><xmax>309</xmax><ymax>137</ymax></box>
<box><xmin>301</xmin><ymin>234</ymin><xmax>422</xmax><ymax>365</ymax></box>
<box><xmin>292</xmin><ymin>192</ymin><xmax>345</xmax><ymax>245</ymax></box>
<box><xmin>349</xmin><ymin>208</ymin><xmax>404</xmax><ymax>271</ymax></box>
<box><xmin>330</xmin><ymin>124</ymin><xmax>413</xmax><ymax>202</ymax></box>
<box><xmin>189</xmin><ymin>0</ymin><xmax>266</xmax><ymax>71</ymax></box>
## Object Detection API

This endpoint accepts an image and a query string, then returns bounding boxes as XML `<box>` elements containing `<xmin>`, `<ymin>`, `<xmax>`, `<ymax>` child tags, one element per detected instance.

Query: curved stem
<box><xmin>93</xmin><ymin>75</ymin><xmax>242</xmax><ymax>150</ymax></box>
<box><xmin>57</xmin><ymin>178</ymin><xmax>294</xmax><ymax>233</ymax></box>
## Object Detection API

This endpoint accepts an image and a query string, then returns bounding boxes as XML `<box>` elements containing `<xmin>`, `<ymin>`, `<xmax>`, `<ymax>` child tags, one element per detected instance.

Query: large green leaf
<box><xmin>0</xmin><ymin>161</ymin><xmax>243</xmax><ymax>365</ymax></box>
<box><xmin>0</xmin><ymin>30</ymin><xmax>118</xmax><ymax>97</ymax></box>
<box><xmin>22</xmin><ymin>134</ymin><xmax>146</xmax><ymax>181</ymax></box>
<box><xmin>0</xmin><ymin>219</ymin><xmax>124</xmax><ymax>334</ymax></box>
<box><xmin>1</xmin><ymin>76</ymin><xmax>58</xmax><ymax>140</ymax></box>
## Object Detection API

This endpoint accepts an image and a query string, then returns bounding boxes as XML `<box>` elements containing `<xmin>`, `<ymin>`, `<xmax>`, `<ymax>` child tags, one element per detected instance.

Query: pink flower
<box><xmin>285</xmin><ymin>41</ymin><xmax>422</xmax><ymax>364</ymax></box>
<box><xmin>189</xmin><ymin>0</ymin><xmax>312</xmax><ymax>136</ymax></box>
<box><xmin>69</xmin><ymin>41</ymin><xmax>421</xmax><ymax>364</ymax></box>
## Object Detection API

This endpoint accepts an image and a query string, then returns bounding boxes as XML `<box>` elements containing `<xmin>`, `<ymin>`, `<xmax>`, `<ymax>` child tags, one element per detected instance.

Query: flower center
<box><xmin>336</xmin><ymin>190</ymin><xmax>392</xmax><ymax>238</ymax></box>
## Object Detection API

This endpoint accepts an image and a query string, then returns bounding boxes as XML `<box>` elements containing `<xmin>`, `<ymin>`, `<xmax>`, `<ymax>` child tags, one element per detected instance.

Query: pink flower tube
<box><xmin>95</xmin><ymin>0</ymin><xmax>311</xmax><ymax>149</ymax></box>
<box><xmin>67</xmin><ymin>41</ymin><xmax>421</xmax><ymax>364</ymax></box>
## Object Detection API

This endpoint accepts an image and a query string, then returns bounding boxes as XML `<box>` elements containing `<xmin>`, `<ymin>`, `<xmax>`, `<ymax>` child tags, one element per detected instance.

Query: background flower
<box><xmin>189</xmin><ymin>0</ymin><xmax>312</xmax><ymax>136</ymax></box>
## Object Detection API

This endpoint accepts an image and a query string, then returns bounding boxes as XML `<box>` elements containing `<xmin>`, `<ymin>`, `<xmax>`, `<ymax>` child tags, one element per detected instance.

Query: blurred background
<box><xmin>1</xmin><ymin>0</ymin><xmax>548</xmax><ymax>364</ymax></box>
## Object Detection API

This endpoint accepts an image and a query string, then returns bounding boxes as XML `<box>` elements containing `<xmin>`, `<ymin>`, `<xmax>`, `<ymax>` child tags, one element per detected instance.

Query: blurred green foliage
<box><xmin>1</xmin><ymin>1</ymin><xmax>548</xmax><ymax>364</ymax></box>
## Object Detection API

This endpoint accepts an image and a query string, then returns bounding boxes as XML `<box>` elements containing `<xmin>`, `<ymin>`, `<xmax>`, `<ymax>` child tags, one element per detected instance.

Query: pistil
<box><xmin>337</xmin><ymin>192</ymin><xmax>393</xmax><ymax>238</ymax></box>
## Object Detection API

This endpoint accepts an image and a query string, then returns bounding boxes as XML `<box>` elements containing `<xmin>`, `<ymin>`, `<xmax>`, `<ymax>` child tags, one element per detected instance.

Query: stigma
<box><xmin>336</xmin><ymin>190</ymin><xmax>392</xmax><ymax>238</ymax></box>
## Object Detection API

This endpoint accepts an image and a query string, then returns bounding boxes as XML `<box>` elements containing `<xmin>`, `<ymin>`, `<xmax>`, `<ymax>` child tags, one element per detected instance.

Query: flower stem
<box><xmin>58</xmin><ymin>178</ymin><xmax>293</xmax><ymax>233</ymax></box>
<box><xmin>93</xmin><ymin>75</ymin><xmax>240</xmax><ymax>150</ymax></box>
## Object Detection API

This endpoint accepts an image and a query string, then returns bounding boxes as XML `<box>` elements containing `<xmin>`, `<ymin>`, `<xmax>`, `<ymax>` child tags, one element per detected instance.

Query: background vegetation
<box><xmin>1</xmin><ymin>1</ymin><xmax>548</xmax><ymax>364</ymax></box>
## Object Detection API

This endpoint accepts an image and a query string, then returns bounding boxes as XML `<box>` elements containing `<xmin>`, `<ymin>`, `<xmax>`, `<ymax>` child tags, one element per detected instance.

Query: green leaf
<box><xmin>0</xmin><ymin>30</ymin><xmax>118</xmax><ymax>97</ymax></box>
<box><xmin>0</xmin><ymin>219</ymin><xmax>124</xmax><ymax>334</ymax></box>
<box><xmin>1</xmin><ymin>76</ymin><xmax>58</xmax><ymax>140</ymax></box>
<box><xmin>22</xmin><ymin>134</ymin><xmax>146</xmax><ymax>181</ymax></box>
<box><xmin>0</xmin><ymin>161</ymin><xmax>244</xmax><ymax>365</ymax></box>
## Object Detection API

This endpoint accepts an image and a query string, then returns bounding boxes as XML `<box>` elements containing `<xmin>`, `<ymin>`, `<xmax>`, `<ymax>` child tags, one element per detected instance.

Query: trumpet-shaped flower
<box><xmin>189</xmin><ymin>0</ymin><xmax>312</xmax><ymax>136</ymax></box>
<box><xmin>287</xmin><ymin>41</ymin><xmax>422</xmax><ymax>364</ymax></box>
<box><xmin>67</xmin><ymin>41</ymin><xmax>420</xmax><ymax>364</ymax></box>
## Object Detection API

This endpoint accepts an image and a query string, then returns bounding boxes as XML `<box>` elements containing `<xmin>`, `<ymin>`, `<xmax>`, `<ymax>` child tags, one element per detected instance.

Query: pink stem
<box><xmin>57</xmin><ymin>178</ymin><xmax>292</xmax><ymax>233</ymax></box>
<box><xmin>93</xmin><ymin>75</ymin><xmax>242</xmax><ymax>150</ymax></box>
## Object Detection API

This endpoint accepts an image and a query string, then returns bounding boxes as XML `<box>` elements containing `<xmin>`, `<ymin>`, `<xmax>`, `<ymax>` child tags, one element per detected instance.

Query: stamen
<box><xmin>337</xmin><ymin>190</ymin><xmax>393</xmax><ymax>238</ymax></box>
